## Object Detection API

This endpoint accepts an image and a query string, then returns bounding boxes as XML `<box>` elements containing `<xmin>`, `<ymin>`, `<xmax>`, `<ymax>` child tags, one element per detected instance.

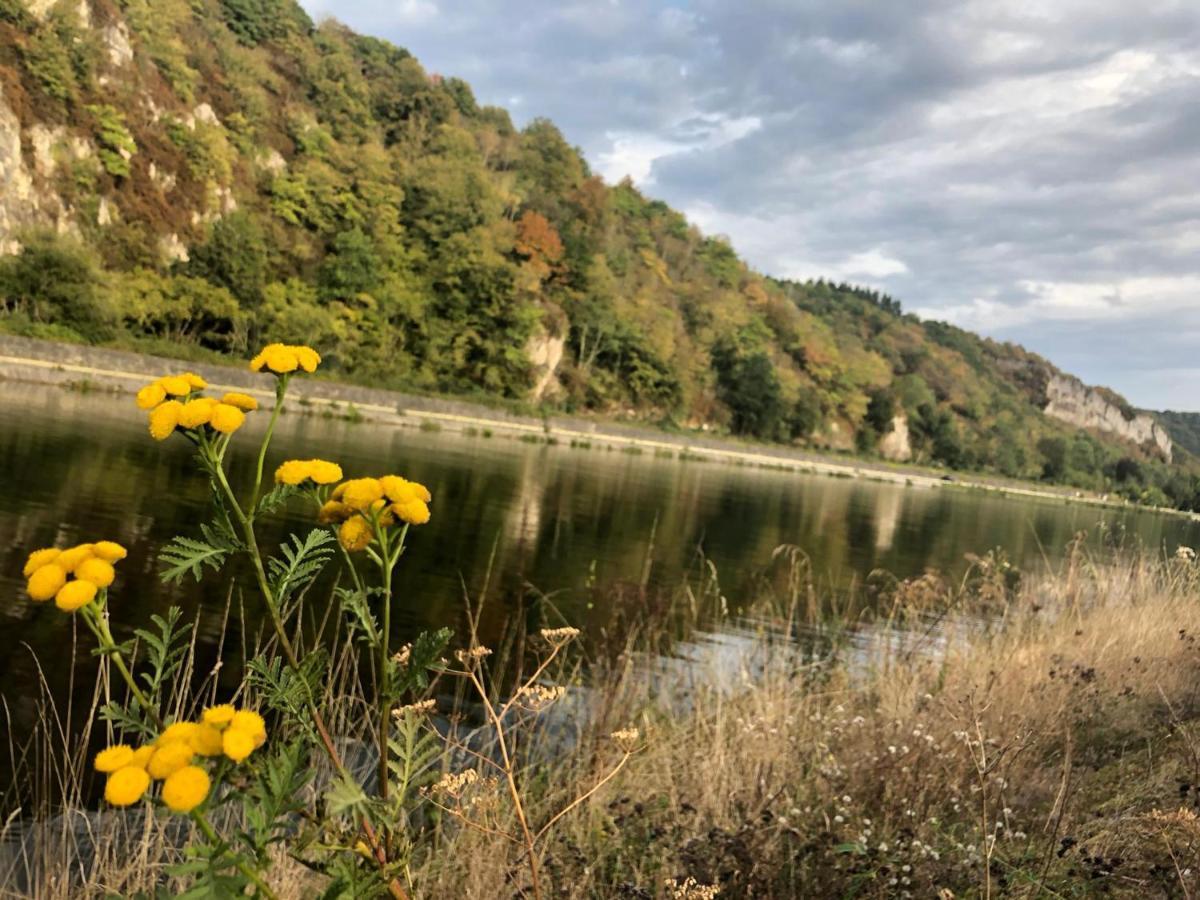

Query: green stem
<box><xmin>83</xmin><ymin>602</ymin><xmax>165</xmax><ymax>731</ymax></box>
<box><xmin>192</xmin><ymin>810</ymin><xmax>279</xmax><ymax>899</ymax></box>
<box><xmin>251</xmin><ymin>377</ymin><xmax>287</xmax><ymax>508</ymax></box>
<box><xmin>377</xmin><ymin>523</ymin><xmax>392</xmax><ymax>802</ymax></box>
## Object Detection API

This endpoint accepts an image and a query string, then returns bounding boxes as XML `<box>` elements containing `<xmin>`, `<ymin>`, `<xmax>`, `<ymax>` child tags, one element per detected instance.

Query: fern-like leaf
<box><xmin>159</xmin><ymin>524</ymin><xmax>240</xmax><ymax>584</ymax></box>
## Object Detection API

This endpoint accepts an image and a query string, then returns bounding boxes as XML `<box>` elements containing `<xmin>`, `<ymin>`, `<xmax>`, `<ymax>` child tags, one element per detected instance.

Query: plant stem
<box><xmin>83</xmin><ymin>602</ymin><xmax>165</xmax><ymax>731</ymax></box>
<box><xmin>376</xmin><ymin>523</ymin><xmax>407</xmax><ymax>803</ymax></box>
<box><xmin>192</xmin><ymin>810</ymin><xmax>279</xmax><ymax>899</ymax></box>
<box><xmin>470</xmin><ymin>669</ymin><xmax>542</xmax><ymax>900</ymax></box>
<box><xmin>251</xmin><ymin>378</ymin><xmax>287</xmax><ymax>507</ymax></box>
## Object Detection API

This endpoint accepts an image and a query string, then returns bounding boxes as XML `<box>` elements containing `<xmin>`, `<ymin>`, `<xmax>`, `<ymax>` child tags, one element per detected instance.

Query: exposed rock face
<box><xmin>878</xmin><ymin>415</ymin><xmax>912</xmax><ymax>462</ymax></box>
<box><xmin>103</xmin><ymin>22</ymin><xmax>134</xmax><ymax>68</ymax></box>
<box><xmin>526</xmin><ymin>331</ymin><xmax>565</xmax><ymax>401</ymax></box>
<box><xmin>1044</xmin><ymin>374</ymin><xmax>1172</xmax><ymax>460</ymax></box>
<box><xmin>0</xmin><ymin>86</ymin><xmax>38</xmax><ymax>255</ymax></box>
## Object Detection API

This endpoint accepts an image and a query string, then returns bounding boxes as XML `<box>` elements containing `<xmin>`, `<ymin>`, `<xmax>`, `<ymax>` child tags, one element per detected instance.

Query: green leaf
<box><xmin>267</xmin><ymin>528</ymin><xmax>335</xmax><ymax>607</ymax></box>
<box><xmin>255</xmin><ymin>482</ymin><xmax>298</xmax><ymax>516</ymax></box>
<box><xmin>325</xmin><ymin>772</ymin><xmax>370</xmax><ymax>819</ymax></box>
<box><xmin>159</xmin><ymin>524</ymin><xmax>240</xmax><ymax>584</ymax></box>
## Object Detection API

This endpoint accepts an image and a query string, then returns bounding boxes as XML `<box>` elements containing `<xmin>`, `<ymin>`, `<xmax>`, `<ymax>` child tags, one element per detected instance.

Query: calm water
<box><xmin>2</xmin><ymin>385</ymin><xmax>1199</xmax><ymax>797</ymax></box>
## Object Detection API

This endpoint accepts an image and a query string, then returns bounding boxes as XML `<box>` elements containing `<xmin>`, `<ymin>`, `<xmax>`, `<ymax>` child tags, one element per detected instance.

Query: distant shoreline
<box><xmin>1</xmin><ymin>334</ymin><xmax>1194</xmax><ymax>521</ymax></box>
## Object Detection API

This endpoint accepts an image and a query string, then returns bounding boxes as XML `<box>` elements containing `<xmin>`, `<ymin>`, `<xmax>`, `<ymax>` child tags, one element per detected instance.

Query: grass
<box><xmin>3</xmin><ymin>544</ymin><xmax>1199</xmax><ymax>897</ymax></box>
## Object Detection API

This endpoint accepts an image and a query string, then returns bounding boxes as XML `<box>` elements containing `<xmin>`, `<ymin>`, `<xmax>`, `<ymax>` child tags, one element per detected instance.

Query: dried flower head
<box><xmin>427</xmin><ymin>769</ymin><xmax>479</xmax><ymax>799</ymax></box>
<box><xmin>392</xmin><ymin>644</ymin><xmax>412</xmax><ymax>667</ymax></box>
<box><xmin>1175</xmin><ymin>545</ymin><xmax>1196</xmax><ymax>562</ymax></box>
<box><xmin>540</xmin><ymin>626</ymin><xmax>581</xmax><ymax>643</ymax></box>
<box><xmin>394</xmin><ymin>699</ymin><xmax>437</xmax><ymax>718</ymax></box>
<box><xmin>517</xmin><ymin>684</ymin><xmax>567</xmax><ymax>710</ymax></box>
<box><xmin>665</xmin><ymin>877</ymin><xmax>720</xmax><ymax>899</ymax></box>
<box><xmin>610</xmin><ymin>727</ymin><xmax>640</xmax><ymax>752</ymax></box>
<box><xmin>455</xmin><ymin>646</ymin><xmax>493</xmax><ymax>664</ymax></box>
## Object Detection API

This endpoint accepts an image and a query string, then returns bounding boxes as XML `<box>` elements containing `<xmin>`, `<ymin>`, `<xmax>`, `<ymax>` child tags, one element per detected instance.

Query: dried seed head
<box><xmin>665</xmin><ymin>877</ymin><xmax>720</xmax><ymax>899</ymax></box>
<box><xmin>391</xmin><ymin>644</ymin><xmax>412</xmax><ymax>666</ymax></box>
<box><xmin>517</xmin><ymin>684</ymin><xmax>566</xmax><ymax>710</ymax></box>
<box><xmin>426</xmin><ymin>769</ymin><xmax>479</xmax><ymax>799</ymax></box>
<box><xmin>610</xmin><ymin>727</ymin><xmax>640</xmax><ymax>752</ymax></box>
<box><xmin>393</xmin><ymin>699</ymin><xmax>436</xmax><ymax>718</ymax></box>
<box><xmin>455</xmin><ymin>646</ymin><xmax>493</xmax><ymax>664</ymax></box>
<box><xmin>540</xmin><ymin>626</ymin><xmax>581</xmax><ymax>643</ymax></box>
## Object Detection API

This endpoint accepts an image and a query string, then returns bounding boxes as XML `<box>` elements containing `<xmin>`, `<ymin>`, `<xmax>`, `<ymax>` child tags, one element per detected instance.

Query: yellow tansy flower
<box><xmin>162</xmin><ymin>765</ymin><xmax>210</xmax><ymax>812</ymax></box>
<box><xmin>393</xmin><ymin>498</ymin><xmax>431</xmax><ymax>526</ymax></box>
<box><xmin>202</xmin><ymin>704</ymin><xmax>236</xmax><ymax>728</ymax></box>
<box><xmin>158</xmin><ymin>722</ymin><xmax>199</xmax><ymax>745</ymax></box>
<box><xmin>135</xmin><ymin>383</ymin><xmax>167</xmax><ymax>410</ymax></box>
<box><xmin>308</xmin><ymin>459</ymin><xmax>342</xmax><ymax>484</ymax></box>
<box><xmin>340</xmin><ymin>478</ymin><xmax>384</xmax><ymax>511</ymax></box>
<box><xmin>149</xmin><ymin>400</ymin><xmax>183</xmax><ymax>441</ymax></box>
<box><xmin>94</xmin><ymin>744</ymin><xmax>135</xmax><ymax>773</ymax></box>
<box><xmin>318</xmin><ymin>500</ymin><xmax>352</xmax><ymax>524</ymax></box>
<box><xmin>159</xmin><ymin>375</ymin><xmax>192</xmax><ymax>397</ymax></box>
<box><xmin>229</xmin><ymin>710</ymin><xmax>267</xmax><ymax>748</ymax></box>
<box><xmin>293</xmin><ymin>345</ymin><xmax>320</xmax><ymax>373</ymax></box>
<box><xmin>26</xmin><ymin>564</ymin><xmax>66</xmax><ymax>602</ymax></box>
<box><xmin>338</xmin><ymin>516</ymin><xmax>372</xmax><ymax>552</ymax></box>
<box><xmin>275</xmin><ymin>460</ymin><xmax>313</xmax><ymax>485</ymax></box>
<box><xmin>147</xmin><ymin>741</ymin><xmax>195</xmax><ymax>779</ymax></box>
<box><xmin>104</xmin><ymin>765</ymin><xmax>150</xmax><ymax>807</ymax></box>
<box><xmin>130</xmin><ymin>745</ymin><xmax>156</xmax><ymax>769</ymax></box>
<box><xmin>178</xmin><ymin>398</ymin><xmax>217</xmax><ymax>429</ymax></box>
<box><xmin>55</xmin><ymin>579</ymin><xmax>97</xmax><ymax>612</ymax></box>
<box><xmin>75</xmin><ymin>557</ymin><xmax>116</xmax><ymax>589</ymax></box>
<box><xmin>220</xmin><ymin>391</ymin><xmax>259</xmax><ymax>411</ymax></box>
<box><xmin>222</xmin><ymin>727</ymin><xmax>256</xmax><ymax>763</ymax></box>
<box><xmin>182</xmin><ymin>372</ymin><xmax>207</xmax><ymax>390</ymax></box>
<box><xmin>256</xmin><ymin>344</ymin><xmax>298</xmax><ymax>374</ymax></box>
<box><xmin>188</xmin><ymin>724</ymin><xmax>225</xmax><ymax>757</ymax></box>
<box><xmin>23</xmin><ymin>548</ymin><xmax>60</xmax><ymax>577</ymax></box>
<box><xmin>210</xmin><ymin>404</ymin><xmax>246</xmax><ymax>434</ymax></box>
<box><xmin>92</xmin><ymin>541</ymin><xmax>127</xmax><ymax>562</ymax></box>
<box><xmin>56</xmin><ymin>544</ymin><xmax>94</xmax><ymax>574</ymax></box>
<box><xmin>380</xmin><ymin>476</ymin><xmax>432</xmax><ymax>505</ymax></box>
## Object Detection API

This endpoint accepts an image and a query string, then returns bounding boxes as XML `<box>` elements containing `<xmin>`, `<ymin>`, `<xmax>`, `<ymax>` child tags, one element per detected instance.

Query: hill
<box><xmin>0</xmin><ymin>0</ymin><xmax>1197</xmax><ymax>510</ymax></box>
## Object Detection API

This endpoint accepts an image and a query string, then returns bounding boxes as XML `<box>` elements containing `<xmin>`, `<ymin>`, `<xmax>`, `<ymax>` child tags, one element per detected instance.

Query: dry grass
<box><xmin>4</xmin><ymin>545</ymin><xmax>1200</xmax><ymax>898</ymax></box>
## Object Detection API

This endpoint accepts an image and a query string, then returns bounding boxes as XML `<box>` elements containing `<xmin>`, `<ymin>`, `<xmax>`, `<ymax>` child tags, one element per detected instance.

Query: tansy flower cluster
<box><xmin>250</xmin><ymin>343</ymin><xmax>321</xmax><ymax>376</ymax></box>
<box><xmin>135</xmin><ymin>371</ymin><xmax>258</xmax><ymax>442</ymax></box>
<box><xmin>24</xmin><ymin>541</ymin><xmax>126</xmax><ymax>611</ymax></box>
<box><xmin>307</xmin><ymin>475</ymin><xmax>432</xmax><ymax>551</ymax></box>
<box><xmin>274</xmin><ymin>458</ymin><xmax>344</xmax><ymax>486</ymax></box>
<box><xmin>96</xmin><ymin>705</ymin><xmax>268</xmax><ymax>811</ymax></box>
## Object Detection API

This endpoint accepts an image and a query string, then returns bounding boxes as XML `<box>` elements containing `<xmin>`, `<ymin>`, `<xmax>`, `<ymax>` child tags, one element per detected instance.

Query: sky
<box><xmin>299</xmin><ymin>0</ymin><xmax>1200</xmax><ymax>411</ymax></box>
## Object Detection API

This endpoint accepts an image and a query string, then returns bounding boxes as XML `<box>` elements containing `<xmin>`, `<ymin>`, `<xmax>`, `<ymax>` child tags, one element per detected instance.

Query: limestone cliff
<box><xmin>1043</xmin><ymin>374</ymin><xmax>1172</xmax><ymax>461</ymax></box>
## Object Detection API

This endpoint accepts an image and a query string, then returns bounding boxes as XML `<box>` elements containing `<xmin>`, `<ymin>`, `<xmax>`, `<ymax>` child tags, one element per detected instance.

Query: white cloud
<box><xmin>595</xmin><ymin>114</ymin><xmax>762</xmax><ymax>185</ymax></box>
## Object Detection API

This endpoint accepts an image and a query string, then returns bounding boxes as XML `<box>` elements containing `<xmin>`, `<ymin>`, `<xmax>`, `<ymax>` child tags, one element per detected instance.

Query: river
<box><xmin>2</xmin><ymin>384</ymin><xmax>1198</xmax><ymax>799</ymax></box>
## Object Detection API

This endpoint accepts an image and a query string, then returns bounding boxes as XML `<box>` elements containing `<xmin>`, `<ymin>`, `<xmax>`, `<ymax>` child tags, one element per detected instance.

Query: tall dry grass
<box><xmin>4</xmin><ymin>542</ymin><xmax>1200</xmax><ymax>898</ymax></box>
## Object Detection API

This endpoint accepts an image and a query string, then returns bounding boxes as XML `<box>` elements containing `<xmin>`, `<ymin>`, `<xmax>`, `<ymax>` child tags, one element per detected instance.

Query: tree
<box><xmin>712</xmin><ymin>337</ymin><xmax>784</xmax><ymax>440</ymax></box>
<box><xmin>187</xmin><ymin>214</ymin><xmax>269</xmax><ymax>308</ymax></box>
<box><xmin>0</xmin><ymin>232</ymin><xmax>112</xmax><ymax>340</ymax></box>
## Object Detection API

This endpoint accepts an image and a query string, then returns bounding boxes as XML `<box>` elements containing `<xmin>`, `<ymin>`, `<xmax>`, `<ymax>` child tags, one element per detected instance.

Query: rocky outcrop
<box><xmin>1044</xmin><ymin>374</ymin><xmax>1172</xmax><ymax>460</ymax></box>
<box><xmin>526</xmin><ymin>331</ymin><xmax>565</xmax><ymax>401</ymax></box>
<box><xmin>0</xmin><ymin>86</ymin><xmax>41</xmax><ymax>254</ymax></box>
<box><xmin>878</xmin><ymin>415</ymin><xmax>912</xmax><ymax>462</ymax></box>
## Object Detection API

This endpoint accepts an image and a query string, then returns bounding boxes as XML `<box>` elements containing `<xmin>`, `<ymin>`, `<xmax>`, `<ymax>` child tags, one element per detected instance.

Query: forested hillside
<box><xmin>1</xmin><ymin>0</ymin><xmax>1198</xmax><ymax>509</ymax></box>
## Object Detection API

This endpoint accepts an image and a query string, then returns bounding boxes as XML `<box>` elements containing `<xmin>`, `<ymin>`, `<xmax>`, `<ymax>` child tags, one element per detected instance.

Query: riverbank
<box><xmin>0</xmin><ymin>334</ymin><xmax>1191</xmax><ymax>520</ymax></box>
<box><xmin>4</xmin><ymin>546</ymin><xmax>1198</xmax><ymax>897</ymax></box>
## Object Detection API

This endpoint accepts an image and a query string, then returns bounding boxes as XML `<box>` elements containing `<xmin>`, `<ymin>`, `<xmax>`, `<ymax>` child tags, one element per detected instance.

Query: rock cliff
<box><xmin>1043</xmin><ymin>374</ymin><xmax>1172</xmax><ymax>461</ymax></box>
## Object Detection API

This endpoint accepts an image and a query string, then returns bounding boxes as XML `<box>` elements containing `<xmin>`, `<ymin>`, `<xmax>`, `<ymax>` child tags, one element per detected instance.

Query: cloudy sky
<box><xmin>300</xmin><ymin>0</ymin><xmax>1200</xmax><ymax>410</ymax></box>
